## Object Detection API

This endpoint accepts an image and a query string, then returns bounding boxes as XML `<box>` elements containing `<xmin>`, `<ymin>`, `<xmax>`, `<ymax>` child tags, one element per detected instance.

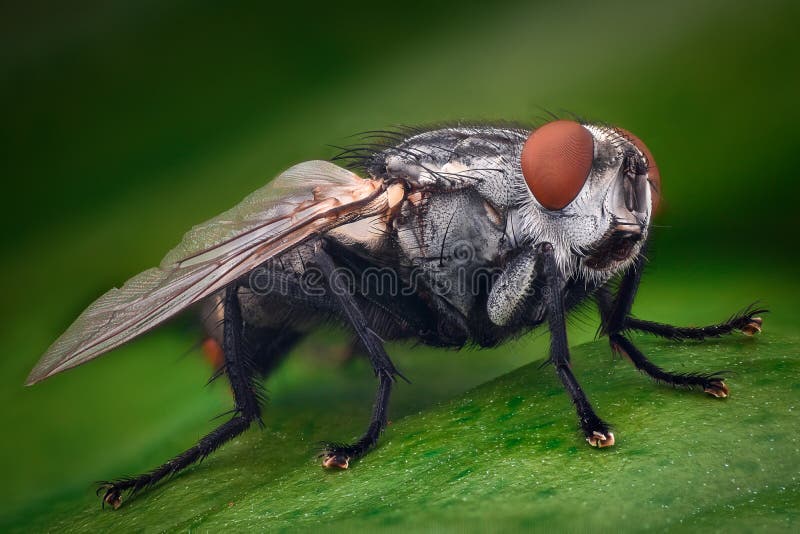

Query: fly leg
<box><xmin>314</xmin><ymin>246</ymin><xmax>403</xmax><ymax>469</ymax></box>
<box><xmin>623</xmin><ymin>312</ymin><xmax>764</xmax><ymax>339</ymax></box>
<box><xmin>98</xmin><ymin>284</ymin><xmax>264</xmax><ymax>509</ymax></box>
<box><xmin>596</xmin><ymin>253</ymin><xmax>763</xmax><ymax>398</ymax></box>
<box><xmin>601</xmin><ymin>289</ymin><xmax>764</xmax><ymax>341</ymax></box>
<box><xmin>539</xmin><ymin>243</ymin><xmax>614</xmax><ymax>448</ymax></box>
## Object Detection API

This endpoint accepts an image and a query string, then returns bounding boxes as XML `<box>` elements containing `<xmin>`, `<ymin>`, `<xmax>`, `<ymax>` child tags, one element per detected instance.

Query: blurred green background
<box><xmin>1</xmin><ymin>0</ymin><xmax>799</xmax><ymax>530</ymax></box>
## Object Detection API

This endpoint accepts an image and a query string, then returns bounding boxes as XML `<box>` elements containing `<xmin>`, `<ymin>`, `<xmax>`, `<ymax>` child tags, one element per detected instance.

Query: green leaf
<box><xmin>11</xmin><ymin>334</ymin><xmax>798</xmax><ymax>531</ymax></box>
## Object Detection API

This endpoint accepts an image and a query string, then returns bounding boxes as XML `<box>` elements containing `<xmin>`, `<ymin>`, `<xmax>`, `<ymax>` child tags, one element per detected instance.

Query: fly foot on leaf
<box><xmin>703</xmin><ymin>378</ymin><xmax>730</xmax><ymax>398</ymax></box>
<box><xmin>320</xmin><ymin>444</ymin><xmax>354</xmax><ymax>470</ymax></box>
<box><xmin>321</xmin><ymin>452</ymin><xmax>350</xmax><ymax>470</ymax></box>
<box><xmin>740</xmin><ymin>316</ymin><xmax>763</xmax><ymax>336</ymax></box>
<box><xmin>586</xmin><ymin>430</ymin><xmax>616</xmax><ymax>448</ymax></box>
<box><xmin>97</xmin><ymin>483</ymin><xmax>123</xmax><ymax>510</ymax></box>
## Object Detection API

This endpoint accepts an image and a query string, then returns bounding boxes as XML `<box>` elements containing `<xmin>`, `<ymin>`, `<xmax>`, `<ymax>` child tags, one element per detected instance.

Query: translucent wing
<box><xmin>27</xmin><ymin>161</ymin><xmax>402</xmax><ymax>385</ymax></box>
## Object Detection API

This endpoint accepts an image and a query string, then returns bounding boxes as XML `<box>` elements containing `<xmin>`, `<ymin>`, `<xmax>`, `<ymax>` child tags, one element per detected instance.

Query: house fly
<box><xmin>26</xmin><ymin>120</ymin><xmax>765</xmax><ymax>509</ymax></box>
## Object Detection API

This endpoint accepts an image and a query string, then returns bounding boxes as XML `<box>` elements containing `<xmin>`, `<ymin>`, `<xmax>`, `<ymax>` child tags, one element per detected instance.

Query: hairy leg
<box><xmin>540</xmin><ymin>243</ymin><xmax>614</xmax><ymax>447</ymax></box>
<box><xmin>608</xmin><ymin>332</ymin><xmax>729</xmax><ymax>397</ymax></box>
<box><xmin>622</xmin><ymin>312</ymin><xmax>763</xmax><ymax>340</ymax></box>
<box><xmin>597</xmin><ymin>287</ymin><xmax>764</xmax><ymax>341</ymax></box>
<box><xmin>314</xmin><ymin>245</ymin><xmax>404</xmax><ymax>469</ymax></box>
<box><xmin>596</xmin><ymin>253</ymin><xmax>763</xmax><ymax>397</ymax></box>
<box><xmin>98</xmin><ymin>285</ymin><xmax>264</xmax><ymax>509</ymax></box>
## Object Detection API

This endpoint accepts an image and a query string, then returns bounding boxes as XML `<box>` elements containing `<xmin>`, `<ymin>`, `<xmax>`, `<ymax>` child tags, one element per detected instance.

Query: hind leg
<box><xmin>99</xmin><ymin>285</ymin><xmax>269</xmax><ymax>509</ymax></box>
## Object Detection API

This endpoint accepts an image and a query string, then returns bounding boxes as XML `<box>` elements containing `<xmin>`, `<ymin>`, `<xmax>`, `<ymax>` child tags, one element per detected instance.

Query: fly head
<box><xmin>516</xmin><ymin>120</ymin><xmax>660</xmax><ymax>276</ymax></box>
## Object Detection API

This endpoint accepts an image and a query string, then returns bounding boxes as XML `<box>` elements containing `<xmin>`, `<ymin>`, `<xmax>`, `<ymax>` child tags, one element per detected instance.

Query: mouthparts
<box><xmin>581</xmin><ymin>223</ymin><xmax>642</xmax><ymax>270</ymax></box>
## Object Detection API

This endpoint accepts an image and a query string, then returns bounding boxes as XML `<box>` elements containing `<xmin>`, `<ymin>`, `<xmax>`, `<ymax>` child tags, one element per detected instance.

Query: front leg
<box><xmin>539</xmin><ymin>243</ymin><xmax>614</xmax><ymax>448</ymax></box>
<box><xmin>596</xmin><ymin>253</ymin><xmax>763</xmax><ymax>398</ymax></box>
<box><xmin>614</xmin><ymin>302</ymin><xmax>764</xmax><ymax>341</ymax></box>
<box><xmin>313</xmin><ymin>245</ymin><xmax>403</xmax><ymax>469</ymax></box>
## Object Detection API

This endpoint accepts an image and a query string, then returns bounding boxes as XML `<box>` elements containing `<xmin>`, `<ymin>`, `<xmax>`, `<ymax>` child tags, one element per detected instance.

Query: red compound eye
<box><xmin>521</xmin><ymin>120</ymin><xmax>594</xmax><ymax>210</ymax></box>
<box><xmin>615</xmin><ymin>127</ymin><xmax>661</xmax><ymax>213</ymax></box>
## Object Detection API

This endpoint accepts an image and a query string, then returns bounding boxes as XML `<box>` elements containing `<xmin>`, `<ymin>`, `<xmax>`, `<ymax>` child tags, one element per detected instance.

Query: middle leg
<box><xmin>313</xmin><ymin>245</ymin><xmax>404</xmax><ymax>469</ymax></box>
